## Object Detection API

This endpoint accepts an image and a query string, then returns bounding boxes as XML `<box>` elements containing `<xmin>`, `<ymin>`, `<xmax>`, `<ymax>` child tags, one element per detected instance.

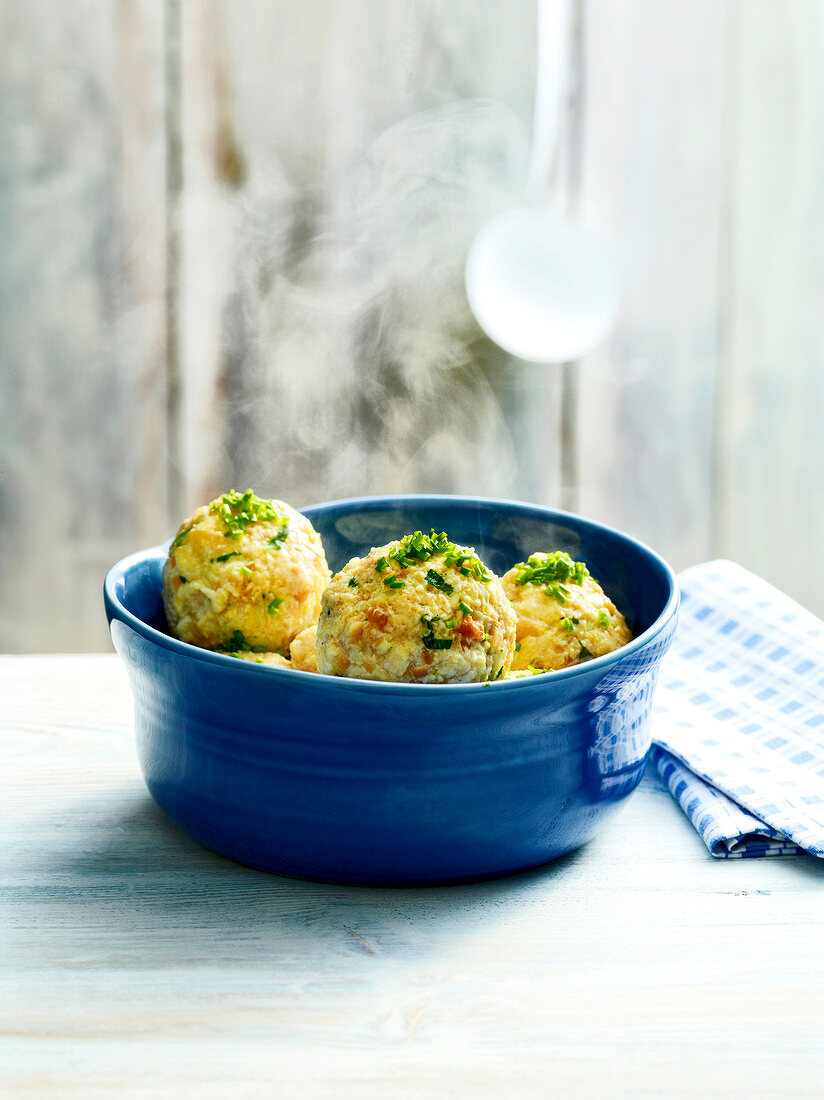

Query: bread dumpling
<box><xmin>163</xmin><ymin>489</ymin><xmax>330</xmax><ymax>655</ymax></box>
<box><xmin>231</xmin><ymin>651</ymin><xmax>292</xmax><ymax>668</ymax></box>
<box><xmin>316</xmin><ymin>530</ymin><xmax>516</xmax><ymax>683</ymax></box>
<box><xmin>289</xmin><ymin>624</ymin><xmax>319</xmax><ymax>673</ymax></box>
<box><xmin>502</xmin><ymin>551</ymin><xmax>631</xmax><ymax>672</ymax></box>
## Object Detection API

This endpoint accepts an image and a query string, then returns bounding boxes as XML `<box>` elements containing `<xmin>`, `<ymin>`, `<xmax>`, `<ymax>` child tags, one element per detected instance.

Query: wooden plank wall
<box><xmin>0</xmin><ymin>0</ymin><xmax>168</xmax><ymax>651</ymax></box>
<box><xmin>577</xmin><ymin>0</ymin><xmax>727</xmax><ymax>568</ymax></box>
<box><xmin>0</xmin><ymin>0</ymin><xmax>822</xmax><ymax>652</ymax></box>
<box><xmin>720</xmin><ymin>1</ymin><xmax>824</xmax><ymax>608</ymax></box>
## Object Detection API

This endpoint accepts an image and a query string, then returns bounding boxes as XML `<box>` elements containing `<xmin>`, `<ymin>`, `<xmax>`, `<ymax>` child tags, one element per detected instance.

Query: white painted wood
<box><xmin>174</xmin><ymin>0</ymin><xmax>240</xmax><ymax>512</ymax></box>
<box><xmin>718</xmin><ymin>0</ymin><xmax>824</xmax><ymax>617</ymax></box>
<box><xmin>0</xmin><ymin>0</ymin><xmax>168</xmax><ymax>652</ymax></box>
<box><xmin>576</xmin><ymin>0</ymin><xmax>727</xmax><ymax>571</ymax></box>
<box><xmin>2</xmin><ymin>654</ymin><xmax>824</xmax><ymax>1098</ymax></box>
<box><xmin>205</xmin><ymin>0</ymin><xmax>564</xmax><ymax>508</ymax></box>
<box><xmin>2</xmin><ymin>0</ymin><xmax>824</xmax><ymax>656</ymax></box>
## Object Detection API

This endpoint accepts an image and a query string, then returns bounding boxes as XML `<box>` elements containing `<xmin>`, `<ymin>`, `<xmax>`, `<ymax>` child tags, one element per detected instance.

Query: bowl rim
<box><xmin>104</xmin><ymin>493</ymin><xmax>680</xmax><ymax>693</ymax></box>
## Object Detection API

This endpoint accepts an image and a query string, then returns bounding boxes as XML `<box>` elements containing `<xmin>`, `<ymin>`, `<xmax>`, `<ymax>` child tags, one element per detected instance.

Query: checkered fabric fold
<box><xmin>651</xmin><ymin>560</ymin><xmax>824</xmax><ymax>859</ymax></box>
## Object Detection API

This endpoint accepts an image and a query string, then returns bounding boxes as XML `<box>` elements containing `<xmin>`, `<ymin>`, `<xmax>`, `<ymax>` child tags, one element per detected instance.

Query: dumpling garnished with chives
<box><xmin>316</xmin><ymin>530</ymin><xmax>516</xmax><ymax>683</ymax></box>
<box><xmin>502</xmin><ymin>551</ymin><xmax>631</xmax><ymax>672</ymax></box>
<box><xmin>163</xmin><ymin>489</ymin><xmax>330</xmax><ymax>655</ymax></box>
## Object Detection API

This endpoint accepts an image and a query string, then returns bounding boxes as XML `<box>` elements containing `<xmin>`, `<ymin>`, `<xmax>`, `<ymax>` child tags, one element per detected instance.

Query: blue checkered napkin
<box><xmin>650</xmin><ymin>747</ymin><xmax>805</xmax><ymax>858</ymax></box>
<box><xmin>651</xmin><ymin>560</ymin><xmax>824</xmax><ymax>858</ymax></box>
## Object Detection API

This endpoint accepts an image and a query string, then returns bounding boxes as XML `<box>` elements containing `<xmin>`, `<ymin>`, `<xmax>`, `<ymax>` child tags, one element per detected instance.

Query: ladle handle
<box><xmin>527</xmin><ymin>0</ymin><xmax>570</xmax><ymax>201</ymax></box>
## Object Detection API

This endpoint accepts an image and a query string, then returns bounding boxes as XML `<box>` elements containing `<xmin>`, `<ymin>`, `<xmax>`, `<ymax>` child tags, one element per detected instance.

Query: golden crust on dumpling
<box><xmin>316</xmin><ymin>531</ymin><xmax>516</xmax><ymax>683</ymax></box>
<box><xmin>230</xmin><ymin>651</ymin><xmax>292</xmax><ymax>668</ymax></box>
<box><xmin>289</xmin><ymin>624</ymin><xmax>319</xmax><ymax>673</ymax></box>
<box><xmin>162</xmin><ymin>490</ymin><xmax>330</xmax><ymax>654</ymax></box>
<box><xmin>502</xmin><ymin>552</ymin><xmax>631</xmax><ymax>672</ymax></box>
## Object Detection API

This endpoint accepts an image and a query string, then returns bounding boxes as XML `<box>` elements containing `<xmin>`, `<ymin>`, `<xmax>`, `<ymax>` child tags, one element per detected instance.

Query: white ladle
<box><xmin>465</xmin><ymin>1</ymin><xmax>617</xmax><ymax>363</ymax></box>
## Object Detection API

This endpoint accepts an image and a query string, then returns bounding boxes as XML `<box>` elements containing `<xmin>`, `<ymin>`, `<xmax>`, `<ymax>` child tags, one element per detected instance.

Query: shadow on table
<box><xmin>52</xmin><ymin>791</ymin><xmax>590</xmax><ymax>965</ymax></box>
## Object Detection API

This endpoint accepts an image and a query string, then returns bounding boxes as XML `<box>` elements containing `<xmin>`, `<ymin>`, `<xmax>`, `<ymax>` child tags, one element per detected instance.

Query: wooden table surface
<box><xmin>3</xmin><ymin>655</ymin><xmax>824</xmax><ymax>1098</ymax></box>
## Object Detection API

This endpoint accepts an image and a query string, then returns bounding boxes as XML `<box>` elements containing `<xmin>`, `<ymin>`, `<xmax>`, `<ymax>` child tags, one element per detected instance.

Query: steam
<box><xmin>223</xmin><ymin>98</ymin><xmax>530</xmax><ymax>506</ymax></box>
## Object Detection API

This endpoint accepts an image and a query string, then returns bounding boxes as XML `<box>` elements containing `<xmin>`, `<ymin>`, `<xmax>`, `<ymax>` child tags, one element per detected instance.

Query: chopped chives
<box><xmin>172</xmin><ymin>523</ymin><xmax>194</xmax><ymax>548</ymax></box>
<box><xmin>209</xmin><ymin>489</ymin><xmax>287</xmax><ymax>541</ymax></box>
<box><xmin>421</xmin><ymin>612</ymin><xmax>453</xmax><ymax>650</ymax></box>
<box><xmin>544</xmin><ymin>582</ymin><xmax>570</xmax><ymax>604</ymax></box>
<box><xmin>513</xmin><ymin>551</ymin><xmax>589</xmax><ymax>589</ymax></box>
<box><xmin>216</xmin><ymin>629</ymin><xmax>268</xmax><ymax>653</ymax></box>
<box><xmin>375</xmin><ymin>530</ymin><xmax>491</xmax><ymax>582</ymax></box>
<box><xmin>425</xmin><ymin>569</ymin><xmax>454</xmax><ymax>595</ymax></box>
<box><xmin>267</xmin><ymin>527</ymin><xmax>289</xmax><ymax>548</ymax></box>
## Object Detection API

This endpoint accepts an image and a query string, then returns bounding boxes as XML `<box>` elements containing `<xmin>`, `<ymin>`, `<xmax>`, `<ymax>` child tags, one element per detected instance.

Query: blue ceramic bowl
<box><xmin>105</xmin><ymin>495</ymin><xmax>678</xmax><ymax>885</ymax></box>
